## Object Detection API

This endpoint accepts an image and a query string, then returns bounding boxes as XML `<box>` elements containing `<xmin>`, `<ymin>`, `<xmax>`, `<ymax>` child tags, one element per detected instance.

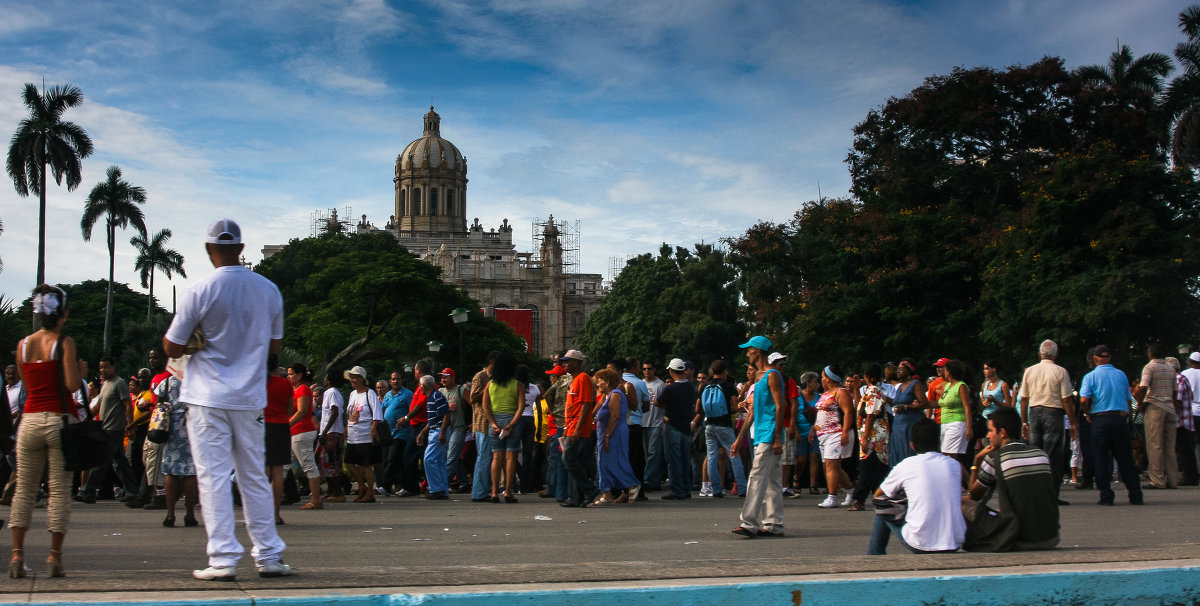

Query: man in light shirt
<box><xmin>1018</xmin><ymin>339</ymin><xmax>1076</xmax><ymax>504</ymax></box>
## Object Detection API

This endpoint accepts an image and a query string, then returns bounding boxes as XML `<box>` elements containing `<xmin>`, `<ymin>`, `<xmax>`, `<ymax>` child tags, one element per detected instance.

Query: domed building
<box><xmin>361</xmin><ymin>107</ymin><xmax>602</xmax><ymax>356</ymax></box>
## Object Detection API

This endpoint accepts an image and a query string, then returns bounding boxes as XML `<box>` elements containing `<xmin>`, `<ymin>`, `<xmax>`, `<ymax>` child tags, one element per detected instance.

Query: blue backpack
<box><xmin>700</xmin><ymin>383</ymin><xmax>729</xmax><ymax>418</ymax></box>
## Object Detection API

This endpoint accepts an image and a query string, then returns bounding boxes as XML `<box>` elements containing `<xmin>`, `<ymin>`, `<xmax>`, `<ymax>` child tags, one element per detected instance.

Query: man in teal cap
<box><xmin>731</xmin><ymin>335</ymin><xmax>787</xmax><ymax>537</ymax></box>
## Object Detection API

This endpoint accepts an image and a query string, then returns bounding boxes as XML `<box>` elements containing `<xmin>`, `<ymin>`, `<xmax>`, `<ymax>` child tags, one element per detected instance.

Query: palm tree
<box><xmin>1076</xmin><ymin>44</ymin><xmax>1174</xmax><ymax>101</ymax></box>
<box><xmin>6</xmin><ymin>83</ymin><xmax>94</xmax><ymax>287</ymax></box>
<box><xmin>130</xmin><ymin>228</ymin><xmax>185</xmax><ymax>319</ymax></box>
<box><xmin>1170</xmin><ymin>5</ymin><xmax>1200</xmax><ymax>167</ymax></box>
<box><xmin>81</xmin><ymin>166</ymin><xmax>147</xmax><ymax>355</ymax></box>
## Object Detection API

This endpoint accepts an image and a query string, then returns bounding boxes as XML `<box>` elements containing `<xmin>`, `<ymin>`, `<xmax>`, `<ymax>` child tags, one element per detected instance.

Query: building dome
<box><xmin>397</xmin><ymin>106</ymin><xmax>465</xmax><ymax>171</ymax></box>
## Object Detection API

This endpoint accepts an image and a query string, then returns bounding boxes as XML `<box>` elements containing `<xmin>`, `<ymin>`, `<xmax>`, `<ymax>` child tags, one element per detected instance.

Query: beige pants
<box><xmin>143</xmin><ymin>438</ymin><xmax>165</xmax><ymax>487</ymax></box>
<box><xmin>739</xmin><ymin>442</ymin><xmax>783</xmax><ymax>533</ymax></box>
<box><xmin>1144</xmin><ymin>406</ymin><xmax>1179</xmax><ymax>488</ymax></box>
<box><xmin>11</xmin><ymin>412</ymin><xmax>72</xmax><ymax>533</ymax></box>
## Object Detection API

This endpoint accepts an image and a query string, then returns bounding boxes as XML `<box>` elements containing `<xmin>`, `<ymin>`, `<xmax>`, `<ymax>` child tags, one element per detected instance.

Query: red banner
<box><xmin>494</xmin><ymin>309</ymin><xmax>533</xmax><ymax>353</ymax></box>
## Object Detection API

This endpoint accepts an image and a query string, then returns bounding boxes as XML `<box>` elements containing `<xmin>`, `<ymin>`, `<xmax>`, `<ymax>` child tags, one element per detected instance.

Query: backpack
<box><xmin>700</xmin><ymin>383</ymin><xmax>729</xmax><ymax>418</ymax></box>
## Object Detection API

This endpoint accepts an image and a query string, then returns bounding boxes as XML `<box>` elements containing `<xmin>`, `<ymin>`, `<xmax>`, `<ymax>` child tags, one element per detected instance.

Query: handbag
<box><xmin>146</xmin><ymin>404</ymin><xmax>170</xmax><ymax>444</ymax></box>
<box><xmin>962</xmin><ymin>450</ymin><xmax>1021</xmax><ymax>552</ymax></box>
<box><xmin>872</xmin><ymin>495</ymin><xmax>908</xmax><ymax>523</ymax></box>
<box><xmin>55</xmin><ymin>336</ymin><xmax>108</xmax><ymax>472</ymax></box>
<box><xmin>370</xmin><ymin>420</ymin><xmax>392</xmax><ymax>447</ymax></box>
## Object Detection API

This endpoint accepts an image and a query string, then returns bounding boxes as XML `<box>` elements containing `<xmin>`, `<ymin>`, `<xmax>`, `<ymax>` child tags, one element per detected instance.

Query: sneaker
<box><xmin>193</xmin><ymin>566</ymin><xmax>237</xmax><ymax>581</ymax></box>
<box><xmin>817</xmin><ymin>495</ymin><xmax>838</xmax><ymax>508</ymax></box>
<box><xmin>698</xmin><ymin>486</ymin><xmax>713</xmax><ymax>497</ymax></box>
<box><xmin>840</xmin><ymin>492</ymin><xmax>854</xmax><ymax>507</ymax></box>
<box><xmin>782</xmin><ymin>487</ymin><xmax>797</xmax><ymax>498</ymax></box>
<box><xmin>257</xmin><ymin>561</ymin><xmax>293</xmax><ymax>578</ymax></box>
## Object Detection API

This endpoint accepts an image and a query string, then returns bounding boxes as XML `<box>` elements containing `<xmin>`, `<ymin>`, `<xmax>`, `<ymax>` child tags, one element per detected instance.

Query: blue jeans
<box><xmin>547</xmin><ymin>429</ymin><xmax>567</xmax><ymax>500</ymax></box>
<box><xmin>705</xmin><ymin>424</ymin><xmax>745</xmax><ymax>495</ymax></box>
<box><xmin>663</xmin><ymin>424</ymin><xmax>692</xmax><ymax>498</ymax></box>
<box><xmin>424</xmin><ymin>427</ymin><xmax>448</xmax><ymax>494</ymax></box>
<box><xmin>445</xmin><ymin>428</ymin><xmax>466</xmax><ymax>487</ymax></box>
<box><xmin>471</xmin><ymin>430</ymin><xmax>493</xmax><ymax>500</ymax></box>
<box><xmin>643</xmin><ymin>425</ymin><xmax>665</xmax><ymax>489</ymax></box>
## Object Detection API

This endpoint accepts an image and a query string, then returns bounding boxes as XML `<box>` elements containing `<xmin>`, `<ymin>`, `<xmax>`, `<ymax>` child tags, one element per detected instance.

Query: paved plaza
<box><xmin>0</xmin><ymin>484</ymin><xmax>1195</xmax><ymax>601</ymax></box>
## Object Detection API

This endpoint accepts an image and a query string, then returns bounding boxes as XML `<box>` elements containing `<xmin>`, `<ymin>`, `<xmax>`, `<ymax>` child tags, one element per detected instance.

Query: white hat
<box><xmin>767</xmin><ymin>352</ymin><xmax>787</xmax><ymax>364</ymax></box>
<box><xmin>558</xmin><ymin>350</ymin><xmax>586</xmax><ymax>362</ymax></box>
<box><xmin>1190</xmin><ymin>351</ymin><xmax>1200</xmax><ymax>363</ymax></box>
<box><xmin>206</xmin><ymin>219</ymin><xmax>242</xmax><ymax>244</ymax></box>
<box><xmin>343</xmin><ymin>365</ymin><xmax>368</xmax><ymax>381</ymax></box>
<box><xmin>667</xmin><ymin>358</ymin><xmax>686</xmax><ymax>372</ymax></box>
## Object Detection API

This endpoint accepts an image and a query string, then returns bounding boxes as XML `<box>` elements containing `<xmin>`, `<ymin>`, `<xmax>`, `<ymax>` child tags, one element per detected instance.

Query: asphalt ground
<box><xmin>0</xmin><ymin>483</ymin><xmax>1195</xmax><ymax>600</ymax></box>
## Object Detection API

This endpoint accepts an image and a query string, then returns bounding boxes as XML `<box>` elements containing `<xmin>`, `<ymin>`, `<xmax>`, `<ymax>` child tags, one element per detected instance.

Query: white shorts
<box><xmin>940</xmin><ymin>421</ymin><xmax>968</xmax><ymax>454</ymax></box>
<box><xmin>818</xmin><ymin>432</ymin><xmax>853</xmax><ymax>460</ymax></box>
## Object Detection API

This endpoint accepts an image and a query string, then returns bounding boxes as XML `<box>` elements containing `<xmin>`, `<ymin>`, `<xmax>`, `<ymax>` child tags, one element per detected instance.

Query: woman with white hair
<box><xmin>343</xmin><ymin>366</ymin><xmax>383</xmax><ymax>503</ymax></box>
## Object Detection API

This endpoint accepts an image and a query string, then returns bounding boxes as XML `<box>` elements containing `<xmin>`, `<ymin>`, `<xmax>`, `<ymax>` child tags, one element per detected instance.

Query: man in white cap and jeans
<box><xmin>163</xmin><ymin>219</ymin><xmax>290</xmax><ymax>580</ymax></box>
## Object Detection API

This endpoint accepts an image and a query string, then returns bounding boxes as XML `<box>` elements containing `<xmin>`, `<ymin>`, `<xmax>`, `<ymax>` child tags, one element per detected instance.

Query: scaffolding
<box><xmin>606</xmin><ymin>255</ymin><xmax>634</xmax><ymax>288</ymax></box>
<box><xmin>310</xmin><ymin>207</ymin><xmax>352</xmax><ymax>237</ymax></box>
<box><xmin>531</xmin><ymin>216</ymin><xmax>579</xmax><ymax>274</ymax></box>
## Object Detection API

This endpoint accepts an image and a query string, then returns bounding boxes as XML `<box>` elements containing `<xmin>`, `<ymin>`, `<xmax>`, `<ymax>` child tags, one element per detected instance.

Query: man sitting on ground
<box><xmin>964</xmin><ymin>407</ymin><xmax>1060</xmax><ymax>551</ymax></box>
<box><xmin>867</xmin><ymin>417</ymin><xmax>964</xmax><ymax>555</ymax></box>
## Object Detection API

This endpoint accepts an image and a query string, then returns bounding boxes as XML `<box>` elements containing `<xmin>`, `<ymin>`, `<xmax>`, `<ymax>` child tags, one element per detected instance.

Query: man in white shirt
<box><xmin>1180</xmin><ymin>353</ymin><xmax>1200</xmax><ymax>486</ymax></box>
<box><xmin>867</xmin><ymin>417</ymin><xmax>965</xmax><ymax>554</ymax></box>
<box><xmin>641</xmin><ymin>361</ymin><xmax>666</xmax><ymax>491</ymax></box>
<box><xmin>163</xmin><ymin>219</ymin><xmax>289</xmax><ymax>581</ymax></box>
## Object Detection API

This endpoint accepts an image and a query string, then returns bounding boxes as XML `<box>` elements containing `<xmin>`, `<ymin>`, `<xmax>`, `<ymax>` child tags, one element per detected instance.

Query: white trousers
<box><xmin>187</xmin><ymin>404</ymin><xmax>285</xmax><ymax>568</ymax></box>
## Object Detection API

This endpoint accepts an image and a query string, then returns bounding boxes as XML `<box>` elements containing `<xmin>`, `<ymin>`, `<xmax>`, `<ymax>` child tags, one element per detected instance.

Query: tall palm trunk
<box><xmin>36</xmin><ymin>156</ymin><xmax>46</xmax><ymax>287</ymax></box>
<box><xmin>146</xmin><ymin>269</ymin><xmax>155</xmax><ymax>320</ymax></box>
<box><xmin>103</xmin><ymin>218</ymin><xmax>115</xmax><ymax>355</ymax></box>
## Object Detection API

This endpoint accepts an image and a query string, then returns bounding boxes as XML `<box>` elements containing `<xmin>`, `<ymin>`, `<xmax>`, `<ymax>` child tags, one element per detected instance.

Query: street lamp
<box><xmin>450</xmin><ymin>308</ymin><xmax>469</xmax><ymax>373</ymax></box>
<box><xmin>427</xmin><ymin>340</ymin><xmax>442</xmax><ymax>371</ymax></box>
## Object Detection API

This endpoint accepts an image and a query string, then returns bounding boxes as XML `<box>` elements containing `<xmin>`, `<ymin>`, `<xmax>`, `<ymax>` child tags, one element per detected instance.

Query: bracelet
<box><xmin>970</xmin><ymin>465</ymin><xmax>978</xmax><ymax>471</ymax></box>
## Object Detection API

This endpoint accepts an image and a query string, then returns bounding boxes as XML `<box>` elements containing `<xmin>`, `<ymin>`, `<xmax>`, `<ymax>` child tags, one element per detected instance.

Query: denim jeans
<box><xmin>445</xmin><ymin>427</ymin><xmax>466</xmax><ymax>487</ymax></box>
<box><xmin>471</xmin><ymin>430</ymin><xmax>494</xmax><ymax>500</ymax></box>
<box><xmin>643</xmin><ymin>424</ymin><xmax>665</xmax><ymax>489</ymax></box>
<box><xmin>663</xmin><ymin>424</ymin><xmax>692</xmax><ymax>498</ymax></box>
<box><xmin>424</xmin><ymin>427</ymin><xmax>448</xmax><ymax>494</ymax></box>
<box><xmin>547</xmin><ymin>429</ymin><xmax>567</xmax><ymax>500</ymax></box>
<box><xmin>704</xmin><ymin>424</ymin><xmax>745</xmax><ymax>495</ymax></box>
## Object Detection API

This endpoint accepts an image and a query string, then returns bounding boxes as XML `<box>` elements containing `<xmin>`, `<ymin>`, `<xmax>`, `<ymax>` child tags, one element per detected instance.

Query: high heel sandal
<box><xmin>163</xmin><ymin>514</ymin><xmax>176</xmax><ymax>527</ymax></box>
<box><xmin>46</xmin><ymin>550</ymin><xmax>64</xmax><ymax>578</ymax></box>
<box><xmin>8</xmin><ymin>549</ymin><xmax>26</xmax><ymax>579</ymax></box>
<box><xmin>184</xmin><ymin>513</ymin><xmax>199</xmax><ymax>527</ymax></box>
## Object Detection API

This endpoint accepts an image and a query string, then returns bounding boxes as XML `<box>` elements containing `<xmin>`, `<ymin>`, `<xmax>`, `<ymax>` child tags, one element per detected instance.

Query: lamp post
<box><xmin>450</xmin><ymin>307</ymin><xmax>469</xmax><ymax>374</ymax></box>
<box><xmin>427</xmin><ymin>340</ymin><xmax>442</xmax><ymax>371</ymax></box>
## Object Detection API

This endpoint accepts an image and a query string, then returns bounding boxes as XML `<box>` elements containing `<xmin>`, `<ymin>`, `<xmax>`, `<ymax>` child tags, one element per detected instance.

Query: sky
<box><xmin>0</xmin><ymin>0</ymin><xmax>1188</xmax><ymax>305</ymax></box>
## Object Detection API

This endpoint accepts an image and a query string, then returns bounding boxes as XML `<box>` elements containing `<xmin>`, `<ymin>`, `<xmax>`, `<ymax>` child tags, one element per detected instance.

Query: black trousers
<box><xmin>1176</xmin><ymin>426</ymin><xmax>1199</xmax><ymax>484</ymax></box>
<box><xmin>562</xmin><ymin>436</ymin><xmax>597</xmax><ymax>505</ymax></box>
<box><xmin>1091</xmin><ymin>414</ymin><xmax>1143</xmax><ymax>504</ymax></box>
<box><xmin>851</xmin><ymin>452</ymin><xmax>888</xmax><ymax>503</ymax></box>
<box><xmin>627</xmin><ymin>424</ymin><xmax>645</xmax><ymax>484</ymax></box>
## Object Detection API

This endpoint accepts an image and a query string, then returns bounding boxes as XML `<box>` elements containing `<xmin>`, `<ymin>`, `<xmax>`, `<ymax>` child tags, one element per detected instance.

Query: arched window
<box><xmin>430</xmin><ymin>188</ymin><xmax>439</xmax><ymax>216</ymax></box>
<box><xmin>400</xmin><ymin>190</ymin><xmax>406</xmax><ymax>216</ymax></box>
<box><xmin>414</xmin><ymin>188</ymin><xmax>422</xmax><ymax>215</ymax></box>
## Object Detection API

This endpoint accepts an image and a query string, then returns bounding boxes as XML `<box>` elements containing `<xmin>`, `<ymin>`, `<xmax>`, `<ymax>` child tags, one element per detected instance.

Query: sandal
<box><xmin>46</xmin><ymin>550</ymin><xmax>64</xmax><ymax>578</ymax></box>
<box><xmin>614</xmin><ymin>493</ymin><xmax>630</xmax><ymax>504</ymax></box>
<box><xmin>846</xmin><ymin>501</ymin><xmax>865</xmax><ymax>512</ymax></box>
<box><xmin>299</xmin><ymin>502</ymin><xmax>323</xmax><ymax>510</ymax></box>
<box><xmin>8</xmin><ymin>549</ymin><xmax>26</xmax><ymax>579</ymax></box>
<box><xmin>184</xmin><ymin>513</ymin><xmax>199</xmax><ymax>527</ymax></box>
<box><xmin>503</xmin><ymin>494</ymin><xmax>518</xmax><ymax>504</ymax></box>
<box><xmin>591</xmin><ymin>495</ymin><xmax>615</xmax><ymax>506</ymax></box>
<box><xmin>809</xmin><ymin>487</ymin><xmax>822</xmax><ymax>495</ymax></box>
<box><xmin>163</xmin><ymin>514</ymin><xmax>176</xmax><ymax>527</ymax></box>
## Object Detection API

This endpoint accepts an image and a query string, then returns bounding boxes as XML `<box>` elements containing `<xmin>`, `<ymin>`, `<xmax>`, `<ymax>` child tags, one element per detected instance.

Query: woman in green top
<box><xmin>482</xmin><ymin>352</ymin><xmax>526</xmax><ymax>503</ymax></box>
<box><xmin>937</xmin><ymin>359</ymin><xmax>974</xmax><ymax>460</ymax></box>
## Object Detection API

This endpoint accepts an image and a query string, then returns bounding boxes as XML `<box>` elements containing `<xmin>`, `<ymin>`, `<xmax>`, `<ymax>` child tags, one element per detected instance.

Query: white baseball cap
<box><xmin>767</xmin><ymin>352</ymin><xmax>787</xmax><ymax>364</ymax></box>
<box><xmin>667</xmin><ymin>358</ymin><xmax>686</xmax><ymax>371</ymax></box>
<box><xmin>206</xmin><ymin>219</ymin><xmax>242</xmax><ymax>244</ymax></box>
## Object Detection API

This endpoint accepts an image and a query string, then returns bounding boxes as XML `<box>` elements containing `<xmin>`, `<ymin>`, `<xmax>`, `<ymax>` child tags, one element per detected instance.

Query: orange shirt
<box><xmin>564</xmin><ymin>371</ymin><xmax>595</xmax><ymax>438</ymax></box>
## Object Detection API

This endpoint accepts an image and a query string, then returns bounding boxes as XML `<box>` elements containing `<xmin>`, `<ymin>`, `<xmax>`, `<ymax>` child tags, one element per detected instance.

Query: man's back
<box><xmin>166</xmin><ymin>266</ymin><xmax>282</xmax><ymax>410</ymax></box>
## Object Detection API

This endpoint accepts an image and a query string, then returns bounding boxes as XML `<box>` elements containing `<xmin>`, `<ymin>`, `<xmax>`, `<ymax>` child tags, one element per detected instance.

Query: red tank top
<box><xmin>21</xmin><ymin>361</ymin><xmax>77</xmax><ymax>416</ymax></box>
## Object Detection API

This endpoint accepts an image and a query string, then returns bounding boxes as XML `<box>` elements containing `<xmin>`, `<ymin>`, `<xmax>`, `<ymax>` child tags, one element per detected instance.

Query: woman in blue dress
<box><xmin>591</xmin><ymin>368</ymin><xmax>640</xmax><ymax>505</ymax></box>
<box><xmin>150</xmin><ymin>345</ymin><xmax>197</xmax><ymax>528</ymax></box>
<box><xmin>887</xmin><ymin>359</ymin><xmax>929</xmax><ymax>467</ymax></box>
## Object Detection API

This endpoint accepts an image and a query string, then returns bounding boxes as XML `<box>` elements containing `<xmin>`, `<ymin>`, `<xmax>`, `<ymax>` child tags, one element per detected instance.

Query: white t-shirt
<box><xmin>521</xmin><ymin>384</ymin><xmax>539</xmax><ymax>417</ymax></box>
<box><xmin>643</xmin><ymin>378</ymin><xmax>666</xmax><ymax>428</ymax></box>
<box><xmin>321</xmin><ymin>387</ymin><xmax>345</xmax><ymax>435</ymax></box>
<box><xmin>6</xmin><ymin>382</ymin><xmax>22</xmax><ymax>415</ymax></box>
<box><xmin>345</xmin><ymin>389</ymin><xmax>382</xmax><ymax>445</ymax></box>
<box><xmin>165</xmin><ymin>266</ymin><xmax>283</xmax><ymax>410</ymax></box>
<box><xmin>1183</xmin><ymin>367</ymin><xmax>1200</xmax><ymax>416</ymax></box>
<box><xmin>878</xmin><ymin>451</ymin><xmax>966</xmax><ymax>552</ymax></box>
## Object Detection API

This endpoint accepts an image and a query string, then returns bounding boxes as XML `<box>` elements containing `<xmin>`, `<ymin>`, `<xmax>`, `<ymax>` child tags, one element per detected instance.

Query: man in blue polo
<box><xmin>1078</xmin><ymin>344</ymin><xmax>1144</xmax><ymax>506</ymax></box>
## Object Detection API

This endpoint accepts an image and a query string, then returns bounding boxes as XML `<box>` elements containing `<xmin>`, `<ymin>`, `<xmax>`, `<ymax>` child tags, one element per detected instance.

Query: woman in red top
<box><xmin>264</xmin><ymin>354</ymin><xmax>293</xmax><ymax>525</ymax></box>
<box><xmin>11</xmin><ymin>285</ymin><xmax>80</xmax><ymax>578</ymax></box>
<box><xmin>287</xmin><ymin>363</ymin><xmax>322</xmax><ymax>510</ymax></box>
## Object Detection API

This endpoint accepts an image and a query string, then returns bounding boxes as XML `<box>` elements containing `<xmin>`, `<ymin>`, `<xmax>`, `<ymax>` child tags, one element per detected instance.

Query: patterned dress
<box><xmin>154</xmin><ymin>373</ymin><xmax>195</xmax><ymax>476</ymax></box>
<box><xmin>857</xmin><ymin>384</ymin><xmax>890</xmax><ymax>465</ymax></box>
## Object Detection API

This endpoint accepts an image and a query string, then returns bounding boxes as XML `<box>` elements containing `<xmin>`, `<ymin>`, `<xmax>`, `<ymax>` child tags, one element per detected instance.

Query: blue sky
<box><xmin>0</xmin><ymin>0</ymin><xmax>1188</xmax><ymax>303</ymax></box>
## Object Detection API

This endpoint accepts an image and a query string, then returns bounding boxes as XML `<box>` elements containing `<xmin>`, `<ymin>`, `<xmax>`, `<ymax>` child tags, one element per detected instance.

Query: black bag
<box><xmin>872</xmin><ymin>495</ymin><xmax>908</xmax><ymax>523</ymax></box>
<box><xmin>370</xmin><ymin>420</ymin><xmax>393</xmax><ymax>447</ymax></box>
<box><xmin>962</xmin><ymin>451</ymin><xmax>1021</xmax><ymax>552</ymax></box>
<box><xmin>55</xmin><ymin>336</ymin><xmax>107</xmax><ymax>472</ymax></box>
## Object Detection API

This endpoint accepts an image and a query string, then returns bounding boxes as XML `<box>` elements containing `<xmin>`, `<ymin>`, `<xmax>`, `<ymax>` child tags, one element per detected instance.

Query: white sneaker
<box><xmin>840</xmin><ymin>492</ymin><xmax>855</xmax><ymax>507</ymax></box>
<box><xmin>257</xmin><ymin>561</ymin><xmax>293</xmax><ymax>578</ymax></box>
<box><xmin>698</xmin><ymin>484</ymin><xmax>713</xmax><ymax>497</ymax></box>
<box><xmin>817</xmin><ymin>495</ymin><xmax>838</xmax><ymax>508</ymax></box>
<box><xmin>193</xmin><ymin>566</ymin><xmax>237</xmax><ymax>581</ymax></box>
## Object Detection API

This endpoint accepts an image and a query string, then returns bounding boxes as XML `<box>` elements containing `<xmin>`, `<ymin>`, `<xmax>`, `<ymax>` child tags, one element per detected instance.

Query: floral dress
<box><xmin>857</xmin><ymin>384</ymin><xmax>889</xmax><ymax>465</ymax></box>
<box><xmin>153</xmin><ymin>372</ymin><xmax>195</xmax><ymax>476</ymax></box>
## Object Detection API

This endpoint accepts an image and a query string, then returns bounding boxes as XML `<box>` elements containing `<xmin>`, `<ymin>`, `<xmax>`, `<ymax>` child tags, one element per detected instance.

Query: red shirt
<box><xmin>21</xmin><ymin>361</ymin><xmax>77</xmax><ymax>416</ymax></box>
<box><xmin>264</xmin><ymin>375</ymin><xmax>291</xmax><ymax>425</ymax></box>
<box><xmin>782</xmin><ymin>377</ymin><xmax>799</xmax><ymax>428</ymax></box>
<box><xmin>564</xmin><ymin>372</ymin><xmax>595</xmax><ymax>438</ymax></box>
<box><xmin>409</xmin><ymin>387</ymin><xmax>428</xmax><ymax>426</ymax></box>
<box><xmin>290</xmin><ymin>383</ymin><xmax>318</xmax><ymax>435</ymax></box>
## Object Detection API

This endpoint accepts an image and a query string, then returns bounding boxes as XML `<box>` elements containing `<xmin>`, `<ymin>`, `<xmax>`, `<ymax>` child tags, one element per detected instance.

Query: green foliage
<box><xmin>577</xmin><ymin>243</ymin><xmax>743</xmax><ymax>369</ymax></box>
<box><xmin>254</xmin><ymin>231</ymin><xmax>527</xmax><ymax>379</ymax></box>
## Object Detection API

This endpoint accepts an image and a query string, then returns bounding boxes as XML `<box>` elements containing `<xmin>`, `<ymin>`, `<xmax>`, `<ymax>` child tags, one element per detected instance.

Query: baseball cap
<box><xmin>739</xmin><ymin>335</ymin><xmax>772</xmax><ymax>350</ymax></box>
<box><xmin>545</xmin><ymin>365</ymin><xmax>566</xmax><ymax>375</ymax></box>
<box><xmin>558</xmin><ymin>350</ymin><xmax>586</xmax><ymax>362</ymax></box>
<box><xmin>438</xmin><ymin>368</ymin><xmax>455</xmax><ymax>377</ymax></box>
<box><xmin>1093</xmin><ymin>344</ymin><xmax>1112</xmax><ymax>357</ymax></box>
<box><xmin>667</xmin><ymin>358</ymin><xmax>686</xmax><ymax>372</ymax></box>
<box><xmin>206</xmin><ymin>219</ymin><xmax>242</xmax><ymax>244</ymax></box>
<box><xmin>767</xmin><ymin>352</ymin><xmax>787</xmax><ymax>364</ymax></box>
<box><xmin>1189</xmin><ymin>351</ymin><xmax>1200</xmax><ymax>363</ymax></box>
<box><xmin>933</xmin><ymin>358</ymin><xmax>949</xmax><ymax>367</ymax></box>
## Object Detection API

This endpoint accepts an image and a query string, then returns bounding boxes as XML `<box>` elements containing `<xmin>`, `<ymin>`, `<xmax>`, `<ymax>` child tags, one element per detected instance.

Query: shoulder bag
<box><xmin>962</xmin><ymin>450</ymin><xmax>1021</xmax><ymax>552</ymax></box>
<box><xmin>56</xmin><ymin>336</ymin><xmax>108</xmax><ymax>471</ymax></box>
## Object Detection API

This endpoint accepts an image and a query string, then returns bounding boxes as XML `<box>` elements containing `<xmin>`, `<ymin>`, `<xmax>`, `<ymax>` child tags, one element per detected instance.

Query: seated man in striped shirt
<box><xmin>965</xmin><ymin>407</ymin><xmax>1060</xmax><ymax>551</ymax></box>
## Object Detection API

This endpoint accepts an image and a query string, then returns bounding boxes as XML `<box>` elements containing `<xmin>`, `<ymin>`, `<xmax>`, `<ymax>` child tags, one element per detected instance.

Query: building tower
<box><xmin>394</xmin><ymin>106</ymin><xmax>468</xmax><ymax>233</ymax></box>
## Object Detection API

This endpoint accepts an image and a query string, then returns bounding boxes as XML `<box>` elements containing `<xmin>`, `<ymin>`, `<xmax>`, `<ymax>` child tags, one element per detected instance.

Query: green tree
<box><xmin>255</xmin><ymin>232</ymin><xmax>526</xmax><ymax>379</ymax></box>
<box><xmin>17</xmin><ymin>280</ymin><xmax>167</xmax><ymax>368</ymax></box>
<box><xmin>130</xmin><ymin>228</ymin><xmax>186</xmax><ymax>320</ymax></box>
<box><xmin>1169</xmin><ymin>5</ymin><xmax>1200</xmax><ymax>168</ymax></box>
<box><xmin>80</xmin><ymin>166</ymin><xmax>148</xmax><ymax>355</ymax></box>
<box><xmin>5</xmin><ymin>83</ymin><xmax>93</xmax><ymax>287</ymax></box>
<box><xmin>577</xmin><ymin>243</ymin><xmax>743</xmax><ymax>368</ymax></box>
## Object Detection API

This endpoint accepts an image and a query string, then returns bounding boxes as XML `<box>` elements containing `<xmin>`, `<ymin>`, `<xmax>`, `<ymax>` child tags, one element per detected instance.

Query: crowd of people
<box><xmin>3</xmin><ymin>219</ymin><xmax>1197</xmax><ymax>578</ymax></box>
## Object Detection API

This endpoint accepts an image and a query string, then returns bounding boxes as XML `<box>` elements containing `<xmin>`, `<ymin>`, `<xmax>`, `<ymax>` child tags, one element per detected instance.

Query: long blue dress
<box><xmin>888</xmin><ymin>380</ymin><xmax>921</xmax><ymax>467</ymax></box>
<box><xmin>595</xmin><ymin>390</ymin><xmax>639</xmax><ymax>492</ymax></box>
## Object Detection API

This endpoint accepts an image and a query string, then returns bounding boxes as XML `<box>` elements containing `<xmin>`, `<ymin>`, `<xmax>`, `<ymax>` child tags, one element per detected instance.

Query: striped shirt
<box><xmin>1139</xmin><ymin>359</ymin><xmax>1177</xmax><ymax>415</ymax></box>
<box><xmin>977</xmin><ymin>441</ymin><xmax>1059</xmax><ymax>546</ymax></box>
